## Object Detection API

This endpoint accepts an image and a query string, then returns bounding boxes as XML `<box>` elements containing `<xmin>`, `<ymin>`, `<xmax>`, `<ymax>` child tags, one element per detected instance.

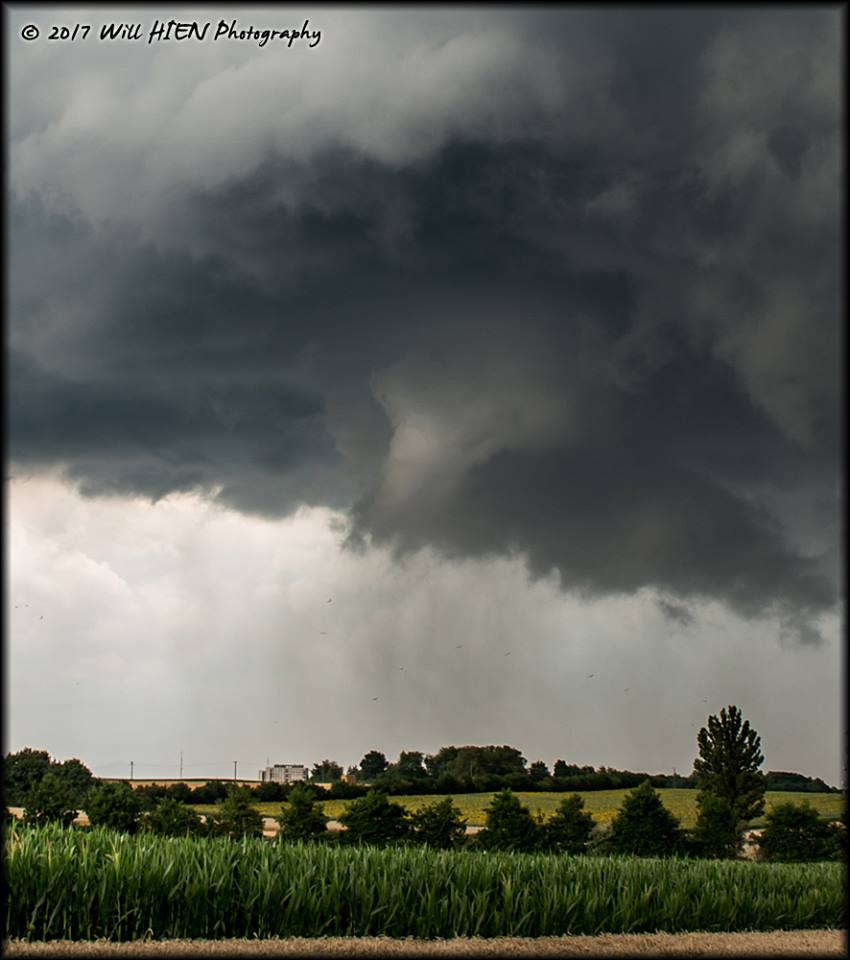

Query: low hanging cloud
<box><xmin>7</xmin><ymin>7</ymin><xmax>841</xmax><ymax>644</ymax></box>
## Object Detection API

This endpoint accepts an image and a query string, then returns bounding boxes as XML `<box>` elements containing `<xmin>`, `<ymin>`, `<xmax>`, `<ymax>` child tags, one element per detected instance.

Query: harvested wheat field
<box><xmin>3</xmin><ymin>931</ymin><xmax>847</xmax><ymax>957</ymax></box>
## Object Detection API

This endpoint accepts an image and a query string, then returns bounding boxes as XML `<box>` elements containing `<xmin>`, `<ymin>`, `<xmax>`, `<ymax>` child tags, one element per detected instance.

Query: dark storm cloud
<box><xmin>8</xmin><ymin>7</ymin><xmax>840</xmax><ymax>641</ymax></box>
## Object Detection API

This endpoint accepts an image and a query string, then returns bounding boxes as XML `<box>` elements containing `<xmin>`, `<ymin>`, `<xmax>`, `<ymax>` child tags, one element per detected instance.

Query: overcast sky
<box><xmin>5</xmin><ymin>6</ymin><xmax>844</xmax><ymax>786</ymax></box>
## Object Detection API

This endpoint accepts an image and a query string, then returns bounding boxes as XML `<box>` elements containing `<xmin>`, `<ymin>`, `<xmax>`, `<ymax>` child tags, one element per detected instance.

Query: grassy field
<box><xmin>5</xmin><ymin>822</ymin><xmax>844</xmax><ymax>940</ymax></box>
<box><xmin>190</xmin><ymin>789</ymin><xmax>845</xmax><ymax>829</ymax></box>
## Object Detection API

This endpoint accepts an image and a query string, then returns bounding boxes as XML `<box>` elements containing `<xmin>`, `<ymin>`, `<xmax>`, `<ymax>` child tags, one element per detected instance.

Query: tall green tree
<box><xmin>311</xmin><ymin>759</ymin><xmax>343</xmax><ymax>782</ymax></box>
<box><xmin>529</xmin><ymin>760</ymin><xmax>550</xmax><ymax>782</ymax></box>
<box><xmin>359</xmin><ymin>750</ymin><xmax>389</xmax><ymax>781</ymax></box>
<box><xmin>693</xmin><ymin>705</ymin><xmax>766</xmax><ymax>830</ymax></box>
<box><xmin>3</xmin><ymin>748</ymin><xmax>53</xmax><ymax>805</ymax></box>
<box><xmin>396</xmin><ymin>751</ymin><xmax>428</xmax><ymax>779</ymax></box>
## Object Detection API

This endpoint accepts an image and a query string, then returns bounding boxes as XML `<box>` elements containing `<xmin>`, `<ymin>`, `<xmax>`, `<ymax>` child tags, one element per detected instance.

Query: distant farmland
<box><xmin>188</xmin><ymin>788</ymin><xmax>846</xmax><ymax>829</ymax></box>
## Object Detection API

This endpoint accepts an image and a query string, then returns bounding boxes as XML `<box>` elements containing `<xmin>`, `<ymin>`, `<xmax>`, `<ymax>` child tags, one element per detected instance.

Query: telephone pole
<box><xmin>233</xmin><ymin>760</ymin><xmax>237</xmax><ymax>781</ymax></box>
<box><xmin>179</xmin><ymin>750</ymin><xmax>183</xmax><ymax>778</ymax></box>
<box><xmin>130</xmin><ymin>760</ymin><xmax>134</xmax><ymax>781</ymax></box>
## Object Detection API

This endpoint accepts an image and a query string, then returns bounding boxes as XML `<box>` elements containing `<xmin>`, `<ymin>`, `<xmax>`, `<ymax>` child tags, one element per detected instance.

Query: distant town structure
<box><xmin>259</xmin><ymin>763</ymin><xmax>308</xmax><ymax>784</ymax></box>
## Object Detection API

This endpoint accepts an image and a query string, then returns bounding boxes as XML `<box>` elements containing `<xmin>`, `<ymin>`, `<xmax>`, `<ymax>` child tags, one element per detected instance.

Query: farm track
<box><xmin>3</xmin><ymin>931</ymin><xmax>847</xmax><ymax>957</ymax></box>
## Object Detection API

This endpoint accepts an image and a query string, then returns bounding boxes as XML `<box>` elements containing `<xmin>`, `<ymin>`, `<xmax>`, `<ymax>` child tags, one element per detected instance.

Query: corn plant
<box><xmin>4</xmin><ymin>820</ymin><xmax>844</xmax><ymax>941</ymax></box>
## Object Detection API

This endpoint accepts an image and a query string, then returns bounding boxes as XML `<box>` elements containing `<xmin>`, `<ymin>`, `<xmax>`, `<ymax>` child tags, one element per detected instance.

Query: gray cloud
<box><xmin>8</xmin><ymin>7</ymin><xmax>841</xmax><ymax>643</ymax></box>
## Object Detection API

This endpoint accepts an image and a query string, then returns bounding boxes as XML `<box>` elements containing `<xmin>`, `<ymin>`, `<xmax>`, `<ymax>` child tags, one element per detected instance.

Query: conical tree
<box><xmin>478</xmin><ymin>789</ymin><xmax>542</xmax><ymax>853</ymax></box>
<box><xmin>544</xmin><ymin>793</ymin><xmax>595</xmax><ymax>854</ymax></box>
<box><xmin>339</xmin><ymin>790</ymin><xmax>409</xmax><ymax>846</ymax></box>
<box><xmin>693</xmin><ymin>705</ymin><xmax>765</xmax><ymax>829</ymax></box>
<box><xmin>409</xmin><ymin>797</ymin><xmax>467</xmax><ymax>849</ymax></box>
<box><xmin>276</xmin><ymin>783</ymin><xmax>328</xmax><ymax>842</ymax></box>
<box><xmin>609</xmin><ymin>780</ymin><xmax>683</xmax><ymax>857</ymax></box>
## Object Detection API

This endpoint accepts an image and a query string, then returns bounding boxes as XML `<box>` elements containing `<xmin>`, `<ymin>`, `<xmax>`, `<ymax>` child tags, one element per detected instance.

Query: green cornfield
<box><xmin>4</xmin><ymin>821</ymin><xmax>844</xmax><ymax>941</ymax></box>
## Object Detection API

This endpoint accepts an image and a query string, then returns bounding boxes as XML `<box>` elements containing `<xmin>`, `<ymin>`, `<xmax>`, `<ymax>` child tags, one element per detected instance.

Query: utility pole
<box><xmin>130</xmin><ymin>760</ymin><xmax>134</xmax><ymax>781</ymax></box>
<box><xmin>179</xmin><ymin>750</ymin><xmax>183</xmax><ymax>778</ymax></box>
<box><xmin>233</xmin><ymin>760</ymin><xmax>237</xmax><ymax>782</ymax></box>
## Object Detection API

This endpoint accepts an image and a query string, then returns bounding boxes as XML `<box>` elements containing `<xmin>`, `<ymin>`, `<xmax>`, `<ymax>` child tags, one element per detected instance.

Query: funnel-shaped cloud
<box><xmin>7</xmin><ymin>7</ymin><xmax>841</xmax><ymax>644</ymax></box>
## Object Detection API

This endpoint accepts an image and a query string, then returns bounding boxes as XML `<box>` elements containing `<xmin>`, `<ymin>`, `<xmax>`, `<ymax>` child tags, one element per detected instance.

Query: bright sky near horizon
<box><xmin>6</xmin><ymin>6</ymin><xmax>844</xmax><ymax>786</ymax></box>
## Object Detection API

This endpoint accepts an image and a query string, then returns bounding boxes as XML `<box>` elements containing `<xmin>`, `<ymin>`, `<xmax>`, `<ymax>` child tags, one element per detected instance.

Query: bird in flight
<box><xmin>456</xmin><ymin>644</ymin><xmax>463</xmax><ymax>649</ymax></box>
<box><xmin>586</xmin><ymin>674</ymin><xmax>595</xmax><ymax>678</ymax></box>
<box><xmin>504</xmin><ymin>651</ymin><xmax>511</xmax><ymax>656</ymax></box>
<box><xmin>320</xmin><ymin>632</ymin><xmax>327</xmax><ymax>635</ymax></box>
<box><xmin>371</xmin><ymin>697</ymin><xmax>379</xmax><ymax>701</ymax></box>
<box><xmin>701</xmin><ymin>699</ymin><xmax>708</xmax><ymax>703</ymax></box>
<box><xmin>398</xmin><ymin>667</ymin><xmax>404</xmax><ymax>671</ymax></box>
<box><xmin>623</xmin><ymin>688</ymin><xmax>630</xmax><ymax>692</ymax></box>
<box><xmin>327</xmin><ymin>598</ymin><xmax>333</xmax><ymax>603</ymax></box>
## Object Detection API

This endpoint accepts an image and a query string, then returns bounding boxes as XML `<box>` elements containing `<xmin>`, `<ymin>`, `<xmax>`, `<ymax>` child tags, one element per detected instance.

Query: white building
<box><xmin>259</xmin><ymin>763</ymin><xmax>308</xmax><ymax>784</ymax></box>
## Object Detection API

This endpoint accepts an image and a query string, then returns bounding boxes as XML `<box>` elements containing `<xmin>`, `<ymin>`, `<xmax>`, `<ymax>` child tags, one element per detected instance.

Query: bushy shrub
<box><xmin>23</xmin><ymin>772</ymin><xmax>79</xmax><ymax>827</ymax></box>
<box><xmin>327</xmin><ymin>780</ymin><xmax>369</xmax><ymax>800</ymax></box>
<box><xmin>253</xmin><ymin>780</ymin><xmax>288</xmax><ymax>802</ymax></box>
<box><xmin>691</xmin><ymin>792</ymin><xmax>738</xmax><ymax>859</ymax></box>
<box><xmin>85</xmin><ymin>781</ymin><xmax>144</xmax><ymax>834</ymax></box>
<box><xmin>134</xmin><ymin>783</ymin><xmax>169</xmax><ymax>811</ymax></box>
<box><xmin>477</xmin><ymin>789</ymin><xmax>542</xmax><ymax>853</ymax></box>
<box><xmin>207</xmin><ymin>786</ymin><xmax>263</xmax><ymax>839</ymax></box>
<box><xmin>190</xmin><ymin>780</ymin><xmax>229</xmax><ymax>804</ymax></box>
<box><xmin>339</xmin><ymin>790</ymin><xmax>410</xmax><ymax>846</ymax></box>
<box><xmin>758</xmin><ymin>802</ymin><xmax>841</xmax><ymax>862</ymax></box>
<box><xmin>544</xmin><ymin>793</ymin><xmax>594</xmax><ymax>854</ymax></box>
<box><xmin>609</xmin><ymin>780</ymin><xmax>683</xmax><ymax>857</ymax></box>
<box><xmin>408</xmin><ymin>797</ymin><xmax>467</xmax><ymax>849</ymax></box>
<box><xmin>165</xmin><ymin>782</ymin><xmax>194</xmax><ymax>804</ymax></box>
<box><xmin>276</xmin><ymin>784</ymin><xmax>328</xmax><ymax>842</ymax></box>
<box><xmin>143</xmin><ymin>797</ymin><xmax>205</xmax><ymax>837</ymax></box>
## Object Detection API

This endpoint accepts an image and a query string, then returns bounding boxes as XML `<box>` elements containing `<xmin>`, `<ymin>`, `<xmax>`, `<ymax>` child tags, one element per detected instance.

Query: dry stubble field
<box><xmin>3</xmin><ymin>931</ymin><xmax>847</xmax><ymax>957</ymax></box>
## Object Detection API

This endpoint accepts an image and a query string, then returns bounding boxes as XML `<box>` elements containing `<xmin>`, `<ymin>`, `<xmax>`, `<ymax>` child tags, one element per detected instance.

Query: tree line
<box><xmin>308</xmin><ymin>742</ymin><xmax>837</xmax><ymax>796</ymax></box>
<box><xmin>4</xmin><ymin>706</ymin><xmax>845</xmax><ymax>864</ymax></box>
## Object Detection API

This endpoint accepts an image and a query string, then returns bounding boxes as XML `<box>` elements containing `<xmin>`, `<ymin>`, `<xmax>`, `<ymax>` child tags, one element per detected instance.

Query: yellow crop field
<box><xmin>191</xmin><ymin>788</ymin><xmax>844</xmax><ymax>829</ymax></box>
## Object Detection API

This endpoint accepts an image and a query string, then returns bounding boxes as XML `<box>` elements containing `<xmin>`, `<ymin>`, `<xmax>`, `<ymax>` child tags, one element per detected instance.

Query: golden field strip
<box><xmin>187</xmin><ymin>789</ymin><xmax>845</xmax><ymax>829</ymax></box>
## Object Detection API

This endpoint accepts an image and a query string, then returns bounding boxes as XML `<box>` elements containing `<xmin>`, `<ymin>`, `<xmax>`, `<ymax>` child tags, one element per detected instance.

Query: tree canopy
<box><xmin>693</xmin><ymin>705</ymin><xmax>766</xmax><ymax>827</ymax></box>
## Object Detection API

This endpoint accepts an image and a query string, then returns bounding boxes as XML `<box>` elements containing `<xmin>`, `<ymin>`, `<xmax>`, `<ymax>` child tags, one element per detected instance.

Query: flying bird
<box><xmin>371</xmin><ymin>697</ymin><xmax>379</xmax><ymax>701</ymax></box>
<box><xmin>327</xmin><ymin>598</ymin><xmax>333</xmax><ymax>603</ymax></box>
<box><xmin>623</xmin><ymin>688</ymin><xmax>630</xmax><ymax>692</ymax></box>
<box><xmin>456</xmin><ymin>645</ymin><xmax>463</xmax><ymax>649</ymax></box>
<box><xmin>320</xmin><ymin>632</ymin><xmax>327</xmax><ymax>635</ymax></box>
<box><xmin>586</xmin><ymin>674</ymin><xmax>594</xmax><ymax>678</ymax></box>
<box><xmin>504</xmin><ymin>651</ymin><xmax>511</xmax><ymax>656</ymax></box>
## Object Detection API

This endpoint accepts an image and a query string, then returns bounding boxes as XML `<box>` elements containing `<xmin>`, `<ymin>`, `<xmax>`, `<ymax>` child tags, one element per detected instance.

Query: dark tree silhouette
<box><xmin>693</xmin><ymin>705</ymin><xmax>766</xmax><ymax>829</ymax></box>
